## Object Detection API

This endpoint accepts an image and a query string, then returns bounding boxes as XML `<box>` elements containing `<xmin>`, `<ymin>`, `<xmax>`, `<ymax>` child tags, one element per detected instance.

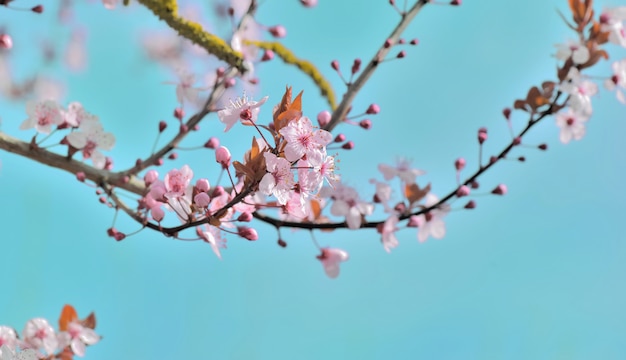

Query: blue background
<box><xmin>1</xmin><ymin>0</ymin><xmax>625</xmax><ymax>359</ymax></box>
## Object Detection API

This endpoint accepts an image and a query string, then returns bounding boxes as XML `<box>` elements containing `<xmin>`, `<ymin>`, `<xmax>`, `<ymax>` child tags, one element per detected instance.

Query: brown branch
<box><xmin>324</xmin><ymin>0</ymin><xmax>429</xmax><ymax>132</ymax></box>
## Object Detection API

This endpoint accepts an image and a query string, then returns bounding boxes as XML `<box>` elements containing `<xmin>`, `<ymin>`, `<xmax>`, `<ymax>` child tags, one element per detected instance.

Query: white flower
<box><xmin>560</xmin><ymin>68</ymin><xmax>598</xmax><ymax>117</ymax></box>
<box><xmin>57</xmin><ymin>322</ymin><xmax>100</xmax><ymax>357</ymax></box>
<box><xmin>378</xmin><ymin>158</ymin><xmax>425</xmax><ymax>184</ymax></box>
<box><xmin>22</xmin><ymin>318</ymin><xmax>58</xmax><ymax>355</ymax></box>
<box><xmin>414</xmin><ymin>194</ymin><xmax>449</xmax><ymax>243</ymax></box>
<box><xmin>259</xmin><ymin>152</ymin><xmax>294</xmax><ymax>205</ymax></box>
<box><xmin>555</xmin><ymin>40</ymin><xmax>590</xmax><ymax>64</ymax></box>
<box><xmin>604</xmin><ymin>59</ymin><xmax>626</xmax><ymax>104</ymax></box>
<box><xmin>328</xmin><ymin>184</ymin><xmax>374</xmax><ymax>229</ymax></box>
<box><xmin>19</xmin><ymin>100</ymin><xmax>63</xmax><ymax>135</ymax></box>
<box><xmin>279</xmin><ymin>116</ymin><xmax>333</xmax><ymax>166</ymax></box>
<box><xmin>555</xmin><ymin>108</ymin><xmax>588</xmax><ymax>144</ymax></box>
<box><xmin>66</xmin><ymin>117</ymin><xmax>115</xmax><ymax>169</ymax></box>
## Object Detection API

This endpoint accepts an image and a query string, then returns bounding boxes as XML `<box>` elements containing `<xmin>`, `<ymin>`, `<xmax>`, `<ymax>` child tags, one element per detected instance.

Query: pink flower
<box><xmin>196</xmin><ymin>225</ymin><xmax>226</xmax><ymax>259</ymax></box>
<box><xmin>279</xmin><ymin>116</ymin><xmax>333</xmax><ymax>166</ymax></box>
<box><xmin>378</xmin><ymin>158</ymin><xmax>425</xmax><ymax>184</ymax></box>
<box><xmin>259</xmin><ymin>153</ymin><xmax>294</xmax><ymax>205</ymax></box>
<box><xmin>57</xmin><ymin>321</ymin><xmax>100</xmax><ymax>357</ymax></box>
<box><xmin>414</xmin><ymin>194</ymin><xmax>449</xmax><ymax>243</ymax></box>
<box><xmin>19</xmin><ymin>100</ymin><xmax>63</xmax><ymax>135</ymax></box>
<box><xmin>66</xmin><ymin>117</ymin><xmax>115</xmax><ymax>169</ymax></box>
<box><xmin>166</xmin><ymin>71</ymin><xmax>202</xmax><ymax>106</ymax></box>
<box><xmin>604</xmin><ymin>59</ymin><xmax>626</xmax><ymax>104</ymax></box>
<box><xmin>22</xmin><ymin>318</ymin><xmax>58</xmax><ymax>355</ymax></box>
<box><xmin>555</xmin><ymin>108</ymin><xmax>588</xmax><ymax>144</ymax></box>
<box><xmin>555</xmin><ymin>39</ymin><xmax>590</xmax><ymax>64</ymax></box>
<box><xmin>217</xmin><ymin>95</ymin><xmax>268</xmax><ymax>132</ymax></box>
<box><xmin>164</xmin><ymin>165</ymin><xmax>193</xmax><ymax>199</ymax></box>
<box><xmin>317</xmin><ymin>247</ymin><xmax>349</xmax><ymax>278</ymax></box>
<box><xmin>328</xmin><ymin>184</ymin><xmax>374</xmax><ymax>229</ymax></box>
<box><xmin>380</xmin><ymin>215</ymin><xmax>400</xmax><ymax>253</ymax></box>
<box><xmin>0</xmin><ymin>326</ymin><xmax>17</xmax><ymax>353</ymax></box>
<box><xmin>102</xmin><ymin>0</ymin><xmax>119</xmax><ymax>10</ymax></box>
<box><xmin>65</xmin><ymin>29</ymin><xmax>87</xmax><ymax>72</ymax></box>
<box><xmin>600</xmin><ymin>7</ymin><xmax>626</xmax><ymax>47</ymax></box>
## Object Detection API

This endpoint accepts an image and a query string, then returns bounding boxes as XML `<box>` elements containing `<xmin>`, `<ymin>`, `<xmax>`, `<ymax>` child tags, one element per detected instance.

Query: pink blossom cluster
<box><xmin>0</xmin><ymin>315</ymin><xmax>99</xmax><ymax>359</ymax></box>
<box><xmin>19</xmin><ymin>101</ymin><xmax>115</xmax><ymax>169</ymax></box>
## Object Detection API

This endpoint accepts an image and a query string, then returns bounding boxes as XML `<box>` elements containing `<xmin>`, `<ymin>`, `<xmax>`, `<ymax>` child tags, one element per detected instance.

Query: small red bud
<box><xmin>317</xmin><ymin>110</ymin><xmax>331</xmax><ymax>127</ymax></box>
<box><xmin>351</xmin><ymin>58</ymin><xmax>362</xmax><ymax>74</ymax></box>
<box><xmin>261</xmin><ymin>49</ymin><xmax>274</xmax><ymax>61</ymax></box>
<box><xmin>76</xmin><ymin>172</ymin><xmax>86</xmax><ymax>182</ymax></box>
<box><xmin>31</xmin><ymin>4</ymin><xmax>43</xmax><ymax>13</ymax></box>
<box><xmin>238</xmin><ymin>212</ymin><xmax>253</xmax><ymax>222</ymax></box>
<box><xmin>538</xmin><ymin>143</ymin><xmax>548</xmax><ymax>151</ymax></box>
<box><xmin>331</xmin><ymin>60</ymin><xmax>340</xmax><ymax>71</ymax></box>
<box><xmin>334</xmin><ymin>133</ymin><xmax>346</xmax><ymax>143</ymax></box>
<box><xmin>397</xmin><ymin>50</ymin><xmax>406</xmax><ymax>58</ymax></box>
<box><xmin>410</xmin><ymin>38</ymin><xmax>419</xmax><ymax>45</ymax></box>
<box><xmin>513</xmin><ymin>137</ymin><xmax>522</xmax><ymax>146</ymax></box>
<box><xmin>470</xmin><ymin>181</ymin><xmax>480</xmax><ymax>189</ymax></box>
<box><xmin>450</xmin><ymin>0</ymin><xmax>461</xmax><ymax>5</ymax></box>
<box><xmin>168</xmin><ymin>152</ymin><xmax>178</xmax><ymax>160</ymax></box>
<box><xmin>464</xmin><ymin>200</ymin><xmax>476</xmax><ymax>209</ymax></box>
<box><xmin>502</xmin><ymin>107</ymin><xmax>511</xmax><ymax>120</ymax></box>
<box><xmin>398</xmin><ymin>38</ymin><xmax>406</xmax><ymax>44</ymax></box>
<box><xmin>492</xmin><ymin>184</ymin><xmax>507</xmax><ymax>195</ymax></box>
<box><xmin>204</xmin><ymin>137</ymin><xmax>220</xmax><ymax>149</ymax></box>
<box><xmin>489</xmin><ymin>156</ymin><xmax>498</xmax><ymax>164</ymax></box>
<box><xmin>278</xmin><ymin>239</ymin><xmax>287</xmax><ymax>247</ymax></box>
<box><xmin>366</xmin><ymin>103</ymin><xmax>380</xmax><ymax>115</ymax></box>
<box><xmin>341</xmin><ymin>141</ymin><xmax>355</xmax><ymax>150</ymax></box>
<box><xmin>0</xmin><ymin>34</ymin><xmax>12</xmax><ymax>49</ymax></box>
<box><xmin>159</xmin><ymin>120</ymin><xmax>167</xmax><ymax>132</ymax></box>
<box><xmin>456</xmin><ymin>185</ymin><xmax>470</xmax><ymax>197</ymax></box>
<box><xmin>359</xmin><ymin>119</ymin><xmax>372</xmax><ymax>130</ymax></box>
<box><xmin>268</xmin><ymin>25</ymin><xmax>287</xmax><ymax>38</ymax></box>
<box><xmin>174</xmin><ymin>107</ymin><xmax>184</xmax><ymax>121</ymax></box>
<box><xmin>517</xmin><ymin>156</ymin><xmax>525</xmax><ymax>162</ymax></box>
<box><xmin>384</xmin><ymin>39</ymin><xmax>393</xmax><ymax>48</ymax></box>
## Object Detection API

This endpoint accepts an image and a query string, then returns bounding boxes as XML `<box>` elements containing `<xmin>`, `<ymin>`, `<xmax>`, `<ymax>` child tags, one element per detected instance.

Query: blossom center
<box><xmin>240</xmin><ymin>108</ymin><xmax>252</xmax><ymax>121</ymax></box>
<box><xmin>566</xmin><ymin>117</ymin><xmax>575</xmax><ymax>126</ymax></box>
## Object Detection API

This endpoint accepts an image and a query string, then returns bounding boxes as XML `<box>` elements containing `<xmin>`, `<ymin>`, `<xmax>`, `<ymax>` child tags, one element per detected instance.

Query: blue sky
<box><xmin>1</xmin><ymin>0</ymin><xmax>625</xmax><ymax>359</ymax></box>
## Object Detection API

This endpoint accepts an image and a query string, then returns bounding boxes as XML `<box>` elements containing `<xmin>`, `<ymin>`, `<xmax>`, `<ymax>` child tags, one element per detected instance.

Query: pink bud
<box><xmin>32</xmin><ymin>5</ymin><xmax>43</xmax><ymax>13</ymax></box>
<box><xmin>366</xmin><ymin>103</ymin><xmax>380</xmax><ymax>115</ymax></box>
<box><xmin>195</xmin><ymin>178</ymin><xmax>210</xmax><ymax>192</ymax></box>
<box><xmin>450</xmin><ymin>0</ymin><xmax>461</xmax><ymax>5</ymax></box>
<box><xmin>359</xmin><ymin>119</ymin><xmax>372</xmax><ymax>129</ymax></box>
<box><xmin>513</xmin><ymin>137</ymin><xmax>521</xmax><ymax>146</ymax></box>
<box><xmin>478</xmin><ymin>127</ymin><xmax>488</xmax><ymax>144</ymax></box>
<box><xmin>398</xmin><ymin>38</ymin><xmax>406</xmax><ymax>44</ymax></box>
<box><xmin>470</xmin><ymin>181</ymin><xmax>479</xmax><ymax>189</ymax></box>
<box><xmin>144</xmin><ymin>170</ymin><xmax>159</xmax><ymax>185</ymax></box>
<box><xmin>107</xmin><ymin>228</ymin><xmax>118</xmax><ymax>237</ymax></box>
<box><xmin>397</xmin><ymin>50</ymin><xmax>406</xmax><ymax>58</ymax></box>
<box><xmin>179</xmin><ymin>124</ymin><xmax>188</xmax><ymax>133</ymax></box>
<box><xmin>238</xmin><ymin>226</ymin><xmax>258</xmax><ymax>241</ymax></box>
<box><xmin>502</xmin><ymin>107</ymin><xmax>511</xmax><ymax>120</ymax></box>
<box><xmin>464</xmin><ymin>200</ymin><xmax>476</xmax><ymax>209</ymax></box>
<box><xmin>114</xmin><ymin>232</ymin><xmax>126</xmax><ymax>241</ymax></box>
<box><xmin>410</xmin><ymin>38</ymin><xmax>419</xmax><ymax>45</ymax></box>
<box><xmin>456</xmin><ymin>185</ymin><xmax>470</xmax><ymax>197</ymax></box>
<box><xmin>538</xmin><ymin>143</ymin><xmax>548</xmax><ymax>151</ymax></box>
<box><xmin>492</xmin><ymin>184</ymin><xmax>507</xmax><ymax>195</ymax></box>
<box><xmin>215</xmin><ymin>146</ymin><xmax>231</xmax><ymax>168</ymax></box>
<box><xmin>407</xmin><ymin>215</ymin><xmax>422</xmax><ymax>228</ymax></box>
<box><xmin>317</xmin><ymin>110</ymin><xmax>331</xmax><ymax>127</ymax></box>
<box><xmin>277</xmin><ymin>239</ymin><xmax>287</xmax><ymax>247</ymax></box>
<box><xmin>194</xmin><ymin>192</ymin><xmax>211</xmax><ymax>208</ymax></box>
<box><xmin>174</xmin><ymin>107</ymin><xmax>184</xmax><ymax>121</ymax></box>
<box><xmin>204</xmin><ymin>137</ymin><xmax>220</xmax><ymax>149</ymax></box>
<box><xmin>334</xmin><ymin>133</ymin><xmax>346</xmax><ymax>143</ymax></box>
<box><xmin>76</xmin><ymin>172</ymin><xmax>86</xmax><ymax>182</ymax></box>
<box><xmin>384</xmin><ymin>39</ymin><xmax>393</xmax><ymax>48</ymax></box>
<box><xmin>261</xmin><ymin>49</ymin><xmax>274</xmax><ymax>61</ymax></box>
<box><xmin>455</xmin><ymin>157</ymin><xmax>466</xmax><ymax>171</ymax></box>
<box><xmin>518</xmin><ymin>156</ymin><xmax>525</xmax><ymax>162</ymax></box>
<box><xmin>351</xmin><ymin>58</ymin><xmax>362</xmax><ymax>74</ymax></box>
<box><xmin>159</xmin><ymin>120</ymin><xmax>167</xmax><ymax>132</ymax></box>
<box><xmin>489</xmin><ymin>156</ymin><xmax>498</xmax><ymax>164</ymax></box>
<box><xmin>225</xmin><ymin>78</ymin><xmax>236</xmax><ymax>88</ymax></box>
<box><xmin>151</xmin><ymin>207</ymin><xmax>164</xmax><ymax>222</ymax></box>
<box><xmin>0</xmin><ymin>34</ymin><xmax>12</xmax><ymax>49</ymax></box>
<box><xmin>99</xmin><ymin>196</ymin><xmax>107</xmax><ymax>204</ymax></box>
<box><xmin>341</xmin><ymin>141</ymin><xmax>354</xmax><ymax>150</ymax></box>
<box><xmin>168</xmin><ymin>152</ymin><xmax>178</xmax><ymax>160</ymax></box>
<box><xmin>104</xmin><ymin>157</ymin><xmax>114</xmax><ymax>170</ymax></box>
<box><xmin>300</xmin><ymin>0</ymin><xmax>317</xmax><ymax>7</ymax></box>
<box><xmin>155</xmin><ymin>158</ymin><xmax>164</xmax><ymax>166</ymax></box>
<box><xmin>269</xmin><ymin>25</ymin><xmax>287</xmax><ymax>38</ymax></box>
<box><xmin>238</xmin><ymin>212</ymin><xmax>253</xmax><ymax>222</ymax></box>
<box><xmin>331</xmin><ymin>60</ymin><xmax>340</xmax><ymax>71</ymax></box>
<box><xmin>216</xmin><ymin>67</ymin><xmax>225</xmax><ymax>77</ymax></box>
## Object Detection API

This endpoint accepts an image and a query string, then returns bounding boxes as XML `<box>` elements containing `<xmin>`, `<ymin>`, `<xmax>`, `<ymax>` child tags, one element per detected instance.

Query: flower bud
<box><xmin>269</xmin><ymin>25</ymin><xmax>287</xmax><ymax>38</ymax></box>
<box><xmin>204</xmin><ymin>137</ymin><xmax>220</xmax><ymax>149</ymax></box>
<box><xmin>492</xmin><ymin>184</ymin><xmax>507</xmax><ymax>195</ymax></box>
<box><xmin>195</xmin><ymin>178</ymin><xmax>210</xmax><ymax>192</ymax></box>
<box><xmin>144</xmin><ymin>170</ymin><xmax>159</xmax><ymax>185</ymax></box>
<box><xmin>0</xmin><ymin>34</ymin><xmax>12</xmax><ymax>49</ymax></box>
<box><xmin>215</xmin><ymin>146</ymin><xmax>231</xmax><ymax>169</ymax></box>
<box><xmin>366</xmin><ymin>103</ymin><xmax>380</xmax><ymax>115</ymax></box>
<box><xmin>238</xmin><ymin>226</ymin><xmax>258</xmax><ymax>241</ymax></box>
<box><xmin>455</xmin><ymin>157</ymin><xmax>466</xmax><ymax>171</ymax></box>
<box><xmin>194</xmin><ymin>192</ymin><xmax>210</xmax><ymax>208</ymax></box>
<box><xmin>317</xmin><ymin>110</ymin><xmax>331</xmax><ymax>127</ymax></box>
<box><xmin>456</xmin><ymin>185</ymin><xmax>470</xmax><ymax>197</ymax></box>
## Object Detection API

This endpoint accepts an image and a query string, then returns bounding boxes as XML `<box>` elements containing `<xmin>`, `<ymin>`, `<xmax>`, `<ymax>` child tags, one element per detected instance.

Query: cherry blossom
<box><xmin>57</xmin><ymin>321</ymin><xmax>100</xmax><ymax>357</ymax></box>
<box><xmin>560</xmin><ymin>68</ymin><xmax>598</xmax><ymax>117</ymax></box>
<box><xmin>279</xmin><ymin>116</ymin><xmax>333</xmax><ymax>166</ymax></box>
<box><xmin>196</xmin><ymin>225</ymin><xmax>226</xmax><ymax>259</ymax></box>
<box><xmin>327</xmin><ymin>184</ymin><xmax>374</xmax><ymax>229</ymax></box>
<box><xmin>379</xmin><ymin>215</ymin><xmax>400</xmax><ymax>253</ymax></box>
<box><xmin>102</xmin><ymin>0</ymin><xmax>119</xmax><ymax>10</ymax></box>
<box><xmin>163</xmin><ymin>165</ymin><xmax>194</xmax><ymax>221</ymax></box>
<box><xmin>66</xmin><ymin>117</ymin><xmax>115</xmax><ymax>169</ymax></box>
<box><xmin>218</xmin><ymin>95</ymin><xmax>268</xmax><ymax>132</ymax></box>
<box><xmin>168</xmin><ymin>71</ymin><xmax>202</xmax><ymax>106</ymax></box>
<box><xmin>378</xmin><ymin>158</ymin><xmax>425</xmax><ymax>184</ymax></box>
<box><xmin>297</xmin><ymin>156</ymin><xmax>339</xmax><ymax>195</ymax></box>
<box><xmin>413</xmin><ymin>193</ymin><xmax>449</xmax><ymax>243</ymax></box>
<box><xmin>600</xmin><ymin>6</ymin><xmax>626</xmax><ymax>47</ymax></box>
<box><xmin>604</xmin><ymin>59</ymin><xmax>626</xmax><ymax>104</ymax></box>
<box><xmin>555</xmin><ymin>108</ymin><xmax>588</xmax><ymax>144</ymax></box>
<box><xmin>0</xmin><ymin>345</ymin><xmax>37</xmax><ymax>360</ymax></box>
<box><xmin>22</xmin><ymin>318</ymin><xmax>58</xmax><ymax>355</ymax></box>
<box><xmin>0</xmin><ymin>327</ymin><xmax>17</xmax><ymax>356</ymax></box>
<box><xmin>19</xmin><ymin>100</ymin><xmax>63</xmax><ymax>135</ymax></box>
<box><xmin>555</xmin><ymin>39</ymin><xmax>590</xmax><ymax>64</ymax></box>
<box><xmin>316</xmin><ymin>247</ymin><xmax>349</xmax><ymax>279</ymax></box>
<box><xmin>259</xmin><ymin>152</ymin><xmax>294</xmax><ymax>205</ymax></box>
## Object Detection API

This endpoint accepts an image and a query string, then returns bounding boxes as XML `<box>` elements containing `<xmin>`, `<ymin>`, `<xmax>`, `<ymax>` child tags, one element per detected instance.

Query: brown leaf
<box><xmin>274</xmin><ymin>90</ymin><xmax>304</xmax><ymax>133</ymax></box>
<box><xmin>513</xmin><ymin>99</ymin><xmax>528</xmax><ymax>111</ymax></box>
<box><xmin>405</xmin><ymin>183</ymin><xmax>431</xmax><ymax>205</ymax></box>
<box><xmin>80</xmin><ymin>312</ymin><xmax>97</xmax><ymax>330</ymax></box>
<box><xmin>273</xmin><ymin>86</ymin><xmax>292</xmax><ymax>123</ymax></box>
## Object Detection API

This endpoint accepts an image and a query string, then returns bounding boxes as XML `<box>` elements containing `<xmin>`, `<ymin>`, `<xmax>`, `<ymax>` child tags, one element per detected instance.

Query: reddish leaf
<box><xmin>80</xmin><ymin>312</ymin><xmax>97</xmax><ymax>330</ymax></box>
<box><xmin>59</xmin><ymin>304</ymin><xmax>78</xmax><ymax>331</ymax></box>
<box><xmin>404</xmin><ymin>183</ymin><xmax>431</xmax><ymax>205</ymax></box>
